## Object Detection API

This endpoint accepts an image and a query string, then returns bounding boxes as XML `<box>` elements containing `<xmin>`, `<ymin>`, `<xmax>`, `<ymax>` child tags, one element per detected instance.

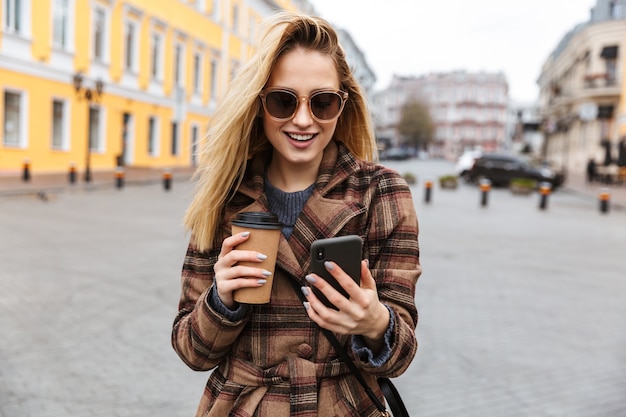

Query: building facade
<box><xmin>505</xmin><ymin>101</ymin><xmax>544</xmax><ymax>157</ymax></box>
<box><xmin>0</xmin><ymin>0</ymin><xmax>316</xmax><ymax>177</ymax></box>
<box><xmin>537</xmin><ymin>0</ymin><xmax>626</xmax><ymax>177</ymax></box>
<box><xmin>373</xmin><ymin>71</ymin><xmax>509</xmax><ymax>159</ymax></box>
<box><xmin>335</xmin><ymin>28</ymin><xmax>376</xmax><ymax>98</ymax></box>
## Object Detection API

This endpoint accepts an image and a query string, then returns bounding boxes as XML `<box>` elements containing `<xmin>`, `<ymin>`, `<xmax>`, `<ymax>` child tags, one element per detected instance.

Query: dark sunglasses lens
<box><xmin>310</xmin><ymin>92</ymin><xmax>342</xmax><ymax>120</ymax></box>
<box><xmin>265</xmin><ymin>91</ymin><xmax>297</xmax><ymax>119</ymax></box>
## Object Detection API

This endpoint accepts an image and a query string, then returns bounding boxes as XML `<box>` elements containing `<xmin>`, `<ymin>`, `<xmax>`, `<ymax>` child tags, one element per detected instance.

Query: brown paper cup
<box><xmin>231</xmin><ymin>212</ymin><xmax>282</xmax><ymax>304</ymax></box>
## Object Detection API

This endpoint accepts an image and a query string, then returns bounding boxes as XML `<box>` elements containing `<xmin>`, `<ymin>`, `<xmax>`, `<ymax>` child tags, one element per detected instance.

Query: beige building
<box><xmin>537</xmin><ymin>0</ymin><xmax>626</xmax><ymax>178</ymax></box>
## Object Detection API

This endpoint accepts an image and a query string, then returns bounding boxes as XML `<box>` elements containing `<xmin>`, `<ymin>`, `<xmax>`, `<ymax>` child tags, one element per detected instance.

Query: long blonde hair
<box><xmin>184</xmin><ymin>12</ymin><xmax>377</xmax><ymax>251</ymax></box>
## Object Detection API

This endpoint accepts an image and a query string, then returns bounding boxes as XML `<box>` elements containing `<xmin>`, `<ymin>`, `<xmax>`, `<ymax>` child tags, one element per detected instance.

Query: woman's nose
<box><xmin>291</xmin><ymin>98</ymin><xmax>313</xmax><ymax>126</ymax></box>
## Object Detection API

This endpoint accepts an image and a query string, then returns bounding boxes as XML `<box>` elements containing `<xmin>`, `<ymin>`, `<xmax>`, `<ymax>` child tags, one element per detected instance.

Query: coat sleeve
<box><xmin>355</xmin><ymin>168</ymin><xmax>421</xmax><ymax>377</ymax></box>
<box><xmin>171</xmin><ymin>239</ymin><xmax>250</xmax><ymax>371</ymax></box>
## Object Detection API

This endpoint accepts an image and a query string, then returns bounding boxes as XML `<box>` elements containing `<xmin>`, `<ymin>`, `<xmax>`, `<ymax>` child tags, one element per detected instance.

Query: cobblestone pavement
<box><xmin>1</xmin><ymin>160</ymin><xmax>625</xmax><ymax>416</ymax></box>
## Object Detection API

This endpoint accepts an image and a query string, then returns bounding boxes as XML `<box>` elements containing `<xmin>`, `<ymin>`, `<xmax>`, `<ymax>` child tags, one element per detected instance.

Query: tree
<box><xmin>397</xmin><ymin>100</ymin><xmax>435</xmax><ymax>149</ymax></box>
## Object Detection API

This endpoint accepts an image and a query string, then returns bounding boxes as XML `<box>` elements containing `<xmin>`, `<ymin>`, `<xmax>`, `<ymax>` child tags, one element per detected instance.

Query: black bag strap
<box><xmin>378</xmin><ymin>376</ymin><xmax>410</xmax><ymax>417</ymax></box>
<box><xmin>288</xmin><ymin>279</ymin><xmax>391</xmax><ymax>416</ymax></box>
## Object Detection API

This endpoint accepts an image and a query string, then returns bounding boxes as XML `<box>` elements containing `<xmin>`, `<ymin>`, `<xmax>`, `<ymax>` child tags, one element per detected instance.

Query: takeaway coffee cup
<box><xmin>231</xmin><ymin>212</ymin><xmax>283</xmax><ymax>304</ymax></box>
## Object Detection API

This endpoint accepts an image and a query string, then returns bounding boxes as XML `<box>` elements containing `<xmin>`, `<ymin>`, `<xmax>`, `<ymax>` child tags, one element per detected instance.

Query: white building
<box><xmin>373</xmin><ymin>71</ymin><xmax>509</xmax><ymax>159</ymax></box>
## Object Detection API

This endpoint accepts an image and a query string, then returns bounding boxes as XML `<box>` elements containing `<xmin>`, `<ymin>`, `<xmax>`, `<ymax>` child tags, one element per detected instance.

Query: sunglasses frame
<box><xmin>259</xmin><ymin>88</ymin><xmax>349</xmax><ymax>123</ymax></box>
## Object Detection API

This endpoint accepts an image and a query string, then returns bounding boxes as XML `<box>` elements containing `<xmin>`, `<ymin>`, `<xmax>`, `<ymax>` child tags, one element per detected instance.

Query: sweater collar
<box><xmin>239</xmin><ymin>140</ymin><xmax>361</xmax><ymax>200</ymax></box>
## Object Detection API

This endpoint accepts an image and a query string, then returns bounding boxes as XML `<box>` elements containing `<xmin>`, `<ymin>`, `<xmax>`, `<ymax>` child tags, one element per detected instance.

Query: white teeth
<box><xmin>288</xmin><ymin>133</ymin><xmax>314</xmax><ymax>141</ymax></box>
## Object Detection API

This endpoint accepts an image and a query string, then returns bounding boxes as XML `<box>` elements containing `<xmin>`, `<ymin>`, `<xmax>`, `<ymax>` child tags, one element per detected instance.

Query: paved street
<box><xmin>1</xmin><ymin>159</ymin><xmax>625</xmax><ymax>417</ymax></box>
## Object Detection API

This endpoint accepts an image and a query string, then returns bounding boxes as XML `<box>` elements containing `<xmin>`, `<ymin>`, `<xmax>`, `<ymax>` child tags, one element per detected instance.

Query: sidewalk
<box><xmin>559</xmin><ymin>170</ymin><xmax>626</xmax><ymax>210</ymax></box>
<box><xmin>0</xmin><ymin>166</ymin><xmax>196</xmax><ymax>197</ymax></box>
<box><xmin>1</xmin><ymin>164</ymin><xmax>625</xmax><ymax>210</ymax></box>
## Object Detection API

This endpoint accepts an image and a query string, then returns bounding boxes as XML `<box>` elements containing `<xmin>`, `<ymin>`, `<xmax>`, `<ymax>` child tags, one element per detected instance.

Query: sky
<box><xmin>310</xmin><ymin>0</ymin><xmax>597</xmax><ymax>102</ymax></box>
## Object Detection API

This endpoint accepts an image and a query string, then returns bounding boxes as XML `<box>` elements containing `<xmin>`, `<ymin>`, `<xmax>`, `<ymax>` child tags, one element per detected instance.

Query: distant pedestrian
<box><xmin>171</xmin><ymin>12</ymin><xmax>421</xmax><ymax>417</ymax></box>
<box><xmin>586</xmin><ymin>158</ymin><xmax>597</xmax><ymax>183</ymax></box>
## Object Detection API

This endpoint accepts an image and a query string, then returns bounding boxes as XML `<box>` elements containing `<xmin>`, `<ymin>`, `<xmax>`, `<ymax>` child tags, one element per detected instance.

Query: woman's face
<box><xmin>262</xmin><ymin>47</ymin><xmax>341</xmax><ymax>171</ymax></box>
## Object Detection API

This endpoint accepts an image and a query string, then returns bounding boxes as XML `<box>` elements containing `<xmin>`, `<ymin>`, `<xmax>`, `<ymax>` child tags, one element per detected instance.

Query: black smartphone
<box><xmin>310</xmin><ymin>235</ymin><xmax>362</xmax><ymax>309</ymax></box>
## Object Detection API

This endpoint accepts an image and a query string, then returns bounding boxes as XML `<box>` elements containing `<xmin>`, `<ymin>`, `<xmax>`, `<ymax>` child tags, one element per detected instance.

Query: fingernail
<box><xmin>303</xmin><ymin>301</ymin><xmax>310</xmax><ymax>311</ymax></box>
<box><xmin>257</xmin><ymin>279</ymin><xmax>267</xmax><ymax>285</ymax></box>
<box><xmin>241</xmin><ymin>231</ymin><xmax>250</xmax><ymax>237</ymax></box>
<box><xmin>257</xmin><ymin>253</ymin><xmax>267</xmax><ymax>260</ymax></box>
<box><xmin>301</xmin><ymin>286</ymin><xmax>310</xmax><ymax>297</ymax></box>
<box><xmin>324</xmin><ymin>261</ymin><xmax>334</xmax><ymax>270</ymax></box>
<box><xmin>305</xmin><ymin>274</ymin><xmax>316</xmax><ymax>284</ymax></box>
<box><xmin>262</xmin><ymin>270</ymin><xmax>272</xmax><ymax>276</ymax></box>
<box><xmin>365</xmin><ymin>259</ymin><xmax>369</xmax><ymax>267</ymax></box>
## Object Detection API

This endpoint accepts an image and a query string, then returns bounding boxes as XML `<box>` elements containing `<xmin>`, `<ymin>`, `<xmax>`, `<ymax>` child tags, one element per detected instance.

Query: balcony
<box><xmin>580</xmin><ymin>73</ymin><xmax>621</xmax><ymax>99</ymax></box>
<box><xmin>584</xmin><ymin>73</ymin><xmax>617</xmax><ymax>87</ymax></box>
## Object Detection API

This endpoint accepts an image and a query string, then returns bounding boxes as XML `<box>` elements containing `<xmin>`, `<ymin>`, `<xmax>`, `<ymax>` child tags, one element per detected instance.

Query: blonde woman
<box><xmin>172</xmin><ymin>12</ymin><xmax>421</xmax><ymax>417</ymax></box>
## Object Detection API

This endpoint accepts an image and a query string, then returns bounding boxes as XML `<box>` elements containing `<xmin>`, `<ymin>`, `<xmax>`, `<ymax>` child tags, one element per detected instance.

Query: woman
<box><xmin>172</xmin><ymin>12</ymin><xmax>421</xmax><ymax>417</ymax></box>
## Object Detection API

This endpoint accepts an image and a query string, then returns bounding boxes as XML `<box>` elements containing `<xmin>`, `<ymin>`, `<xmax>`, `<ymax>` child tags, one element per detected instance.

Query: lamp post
<box><xmin>73</xmin><ymin>72</ymin><xmax>104</xmax><ymax>182</ymax></box>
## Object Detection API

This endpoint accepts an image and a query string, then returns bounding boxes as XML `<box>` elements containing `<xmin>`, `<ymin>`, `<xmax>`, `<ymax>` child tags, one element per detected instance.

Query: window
<box><xmin>125</xmin><ymin>22</ymin><xmax>135</xmax><ymax>70</ymax></box>
<box><xmin>3</xmin><ymin>91</ymin><xmax>22</xmax><ymax>146</ymax></box>
<box><xmin>606</xmin><ymin>59</ymin><xmax>617</xmax><ymax>85</ymax></box>
<box><xmin>52</xmin><ymin>0</ymin><xmax>69</xmax><ymax>48</ymax></box>
<box><xmin>4</xmin><ymin>0</ymin><xmax>22</xmax><ymax>33</ymax></box>
<box><xmin>174</xmin><ymin>44</ymin><xmax>183</xmax><ymax>85</ymax></box>
<box><xmin>601</xmin><ymin>46</ymin><xmax>619</xmax><ymax>86</ymax></box>
<box><xmin>209</xmin><ymin>59</ymin><xmax>217</xmax><ymax>100</ymax></box>
<box><xmin>232</xmin><ymin>4</ymin><xmax>239</xmax><ymax>33</ymax></box>
<box><xmin>190</xmin><ymin>125</ymin><xmax>199</xmax><ymax>165</ymax></box>
<box><xmin>610</xmin><ymin>0</ymin><xmax>623</xmax><ymax>18</ymax></box>
<box><xmin>148</xmin><ymin>116</ymin><xmax>160</xmax><ymax>156</ymax></box>
<box><xmin>51</xmin><ymin>99</ymin><xmax>66</xmax><ymax>149</ymax></box>
<box><xmin>193</xmin><ymin>52</ymin><xmax>202</xmax><ymax>94</ymax></box>
<box><xmin>93</xmin><ymin>8</ymin><xmax>106</xmax><ymax>62</ymax></box>
<box><xmin>88</xmin><ymin>106</ymin><xmax>101</xmax><ymax>151</ymax></box>
<box><xmin>229</xmin><ymin>61</ymin><xmax>240</xmax><ymax>84</ymax></box>
<box><xmin>210</xmin><ymin>0</ymin><xmax>220</xmax><ymax>20</ymax></box>
<box><xmin>171</xmin><ymin>121</ymin><xmax>179</xmax><ymax>156</ymax></box>
<box><xmin>151</xmin><ymin>33</ymin><xmax>162</xmax><ymax>79</ymax></box>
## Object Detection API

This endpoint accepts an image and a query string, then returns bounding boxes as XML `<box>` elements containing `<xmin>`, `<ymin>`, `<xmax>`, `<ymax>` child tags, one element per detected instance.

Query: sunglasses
<box><xmin>259</xmin><ymin>88</ymin><xmax>348</xmax><ymax>122</ymax></box>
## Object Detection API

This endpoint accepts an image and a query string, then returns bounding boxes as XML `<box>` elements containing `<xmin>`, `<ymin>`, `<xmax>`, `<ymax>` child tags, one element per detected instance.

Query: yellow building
<box><xmin>0</xmin><ymin>0</ymin><xmax>310</xmax><ymax>178</ymax></box>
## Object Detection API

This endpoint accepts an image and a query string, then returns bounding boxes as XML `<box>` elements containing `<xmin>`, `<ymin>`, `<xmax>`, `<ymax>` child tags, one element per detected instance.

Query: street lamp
<box><xmin>73</xmin><ymin>71</ymin><xmax>104</xmax><ymax>182</ymax></box>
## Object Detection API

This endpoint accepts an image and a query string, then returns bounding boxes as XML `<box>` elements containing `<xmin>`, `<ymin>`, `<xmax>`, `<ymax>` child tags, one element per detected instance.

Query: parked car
<box><xmin>455</xmin><ymin>150</ymin><xmax>482</xmax><ymax>178</ymax></box>
<box><xmin>381</xmin><ymin>147</ymin><xmax>411</xmax><ymax>161</ymax></box>
<box><xmin>466</xmin><ymin>153</ymin><xmax>565</xmax><ymax>188</ymax></box>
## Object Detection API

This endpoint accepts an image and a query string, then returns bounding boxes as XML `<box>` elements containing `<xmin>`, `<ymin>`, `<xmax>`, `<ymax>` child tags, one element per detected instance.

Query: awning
<box><xmin>600</xmin><ymin>46</ymin><xmax>618</xmax><ymax>58</ymax></box>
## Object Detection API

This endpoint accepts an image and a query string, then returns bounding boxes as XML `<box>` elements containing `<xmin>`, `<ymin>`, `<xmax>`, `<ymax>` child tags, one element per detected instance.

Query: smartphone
<box><xmin>310</xmin><ymin>235</ymin><xmax>362</xmax><ymax>309</ymax></box>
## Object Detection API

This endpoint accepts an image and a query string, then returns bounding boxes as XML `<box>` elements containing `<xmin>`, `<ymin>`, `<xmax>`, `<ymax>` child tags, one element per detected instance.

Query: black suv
<box><xmin>466</xmin><ymin>153</ymin><xmax>565</xmax><ymax>188</ymax></box>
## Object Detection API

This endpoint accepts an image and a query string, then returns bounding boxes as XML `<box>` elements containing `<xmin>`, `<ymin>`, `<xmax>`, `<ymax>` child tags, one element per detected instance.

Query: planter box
<box><xmin>439</xmin><ymin>179</ymin><xmax>458</xmax><ymax>189</ymax></box>
<box><xmin>510</xmin><ymin>184</ymin><xmax>534</xmax><ymax>195</ymax></box>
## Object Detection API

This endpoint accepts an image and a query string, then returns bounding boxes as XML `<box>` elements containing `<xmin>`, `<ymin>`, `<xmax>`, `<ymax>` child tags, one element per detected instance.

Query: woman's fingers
<box><xmin>214</xmin><ymin>231</ymin><xmax>271</xmax><ymax>308</ymax></box>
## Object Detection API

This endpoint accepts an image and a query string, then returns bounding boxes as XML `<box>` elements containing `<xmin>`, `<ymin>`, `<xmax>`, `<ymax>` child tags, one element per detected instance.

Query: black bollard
<box><xmin>599</xmin><ymin>189</ymin><xmax>610</xmax><ymax>214</ymax></box>
<box><xmin>539</xmin><ymin>182</ymin><xmax>551</xmax><ymax>210</ymax></box>
<box><xmin>479</xmin><ymin>179</ymin><xmax>491</xmax><ymax>207</ymax></box>
<box><xmin>163</xmin><ymin>169</ymin><xmax>172</xmax><ymax>191</ymax></box>
<box><xmin>424</xmin><ymin>179</ymin><xmax>433</xmax><ymax>203</ymax></box>
<box><xmin>22</xmin><ymin>159</ymin><xmax>31</xmax><ymax>182</ymax></box>
<box><xmin>69</xmin><ymin>162</ymin><xmax>77</xmax><ymax>184</ymax></box>
<box><xmin>115</xmin><ymin>167</ymin><xmax>124</xmax><ymax>189</ymax></box>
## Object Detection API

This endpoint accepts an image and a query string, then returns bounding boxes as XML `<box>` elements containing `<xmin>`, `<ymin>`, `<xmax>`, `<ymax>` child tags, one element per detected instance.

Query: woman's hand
<box><xmin>213</xmin><ymin>231</ymin><xmax>272</xmax><ymax>309</ymax></box>
<box><xmin>302</xmin><ymin>260</ymin><xmax>390</xmax><ymax>352</ymax></box>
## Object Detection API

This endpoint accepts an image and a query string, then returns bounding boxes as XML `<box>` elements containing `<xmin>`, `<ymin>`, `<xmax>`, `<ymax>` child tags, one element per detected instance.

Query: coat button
<box><xmin>297</xmin><ymin>343</ymin><xmax>313</xmax><ymax>359</ymax></box>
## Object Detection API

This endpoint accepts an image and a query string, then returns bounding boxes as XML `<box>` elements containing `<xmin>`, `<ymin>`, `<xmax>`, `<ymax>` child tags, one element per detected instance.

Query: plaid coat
<box><xmin>172</xmin><ymin>141</ymin><xmax>421</xmax><ymax>417</ymax></box>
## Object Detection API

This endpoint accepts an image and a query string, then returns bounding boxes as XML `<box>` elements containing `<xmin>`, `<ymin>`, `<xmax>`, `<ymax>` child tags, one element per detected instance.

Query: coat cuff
<box><xmin>351</xmin><ymin>304</ymin><xmax>395</xmax><ymax>367</ymax></box>
<box><xmin>206</xmin><ymin>285</ymin><xmax>248</xmax><ymax>322</ymax></box>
